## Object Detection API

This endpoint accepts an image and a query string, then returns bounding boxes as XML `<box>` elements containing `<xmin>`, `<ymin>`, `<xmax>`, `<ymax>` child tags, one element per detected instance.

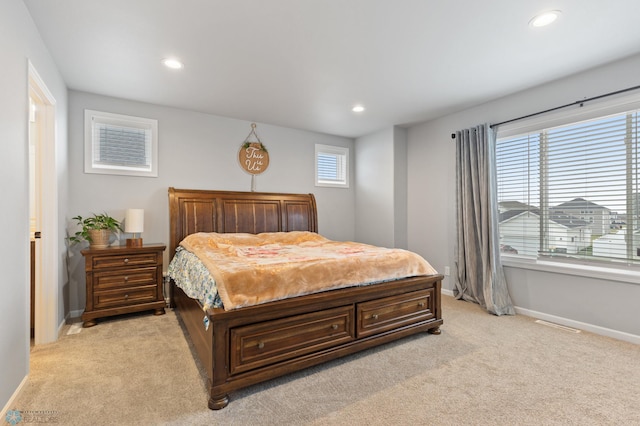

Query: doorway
<box><xmin>28</xmin><ymin>95</ymin><xmax>39</xmax><ymax>340</ymax></box>
<box><xmin>28</xmin><ymin>61</ymin><xmax>59</xmax><ymax>345</ymax></box>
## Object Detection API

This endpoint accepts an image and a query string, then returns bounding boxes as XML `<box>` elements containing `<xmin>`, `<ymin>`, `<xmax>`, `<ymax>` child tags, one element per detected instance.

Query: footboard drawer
<box><xmin>230</xmin><ymin>306</ymin><xmax>355</xmax><ymax>374</ymax></box>
<box><xmin>357</xmin><ymin>289</ymin><xmax>435</xmax><ymax>338</ymax></box>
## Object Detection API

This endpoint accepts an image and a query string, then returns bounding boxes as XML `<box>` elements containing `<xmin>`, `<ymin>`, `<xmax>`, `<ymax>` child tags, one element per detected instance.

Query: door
<box><xmin>28</xmin><ymin>95</ymin><xmax>42</xmax><ymax>341</ymax></box>
<box><xmin>28</xmin><ymin>62</ymin><xmax>59</xmax><ymax>345</ymax></box>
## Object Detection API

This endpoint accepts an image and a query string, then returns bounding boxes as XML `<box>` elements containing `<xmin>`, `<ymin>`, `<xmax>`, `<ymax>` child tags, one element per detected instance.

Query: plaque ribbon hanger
<box><xmin>243</xmin><ymin>123</ymin><xmax>262</xmax><ymax>146</ymax></box>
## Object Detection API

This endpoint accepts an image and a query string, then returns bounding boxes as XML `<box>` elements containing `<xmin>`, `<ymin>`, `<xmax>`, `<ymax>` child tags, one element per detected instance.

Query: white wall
<box><xmin>0</xmin><ymin>0</ymin><xmax>68</xmax><ymax>414</ymax></box>
<box><xmin>67</xmin><ymin>90</ymin><xmax>355</xmax><ymax>314</ymax></box>
<box><xmin>354</xmin><ymin>126</ymin><xmax>407</xmax><ymax>248</ymax></box>
<box><xmin>407</xmin><ymin>53</ymin><xmax>640</xmax><ymax>339</ymax></box>
<box><xmin>355</xmin><ymin>128</ymin><xmax>395</xmax><ymax>246</ymax></box>
<box><xmin>393</xmin><ymin>127</ymin><xmax>408</xmax><ymax>249</ymax></box>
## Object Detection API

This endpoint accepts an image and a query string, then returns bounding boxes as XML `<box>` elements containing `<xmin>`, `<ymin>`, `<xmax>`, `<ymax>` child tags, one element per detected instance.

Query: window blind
<box><xmin>496</xmin><ymin>109</ymin><xmax>639</xmax><ymax>263</ymax></box>
<box><xmin>84</xmin><ymin>109</ymin><xmax>158</xmax><ymax>177</ymax></box>
<box><xmin>317</xmin><ymin>152</ymin><xmax>346</xmax><ymax>183</ymax></box>
<box><xmin>315</xmin><ymin>144</ymin><xmax>348</xmax><ymax>187</ymax></box>
<box><xmin>94</xmin><ymin>123</ymin><xmax>151</xmax><ymax>168</ymax></box>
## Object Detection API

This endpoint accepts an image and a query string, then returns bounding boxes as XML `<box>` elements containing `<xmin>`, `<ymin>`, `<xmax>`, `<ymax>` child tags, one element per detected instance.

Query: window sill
<box><xmin>501</xmin><ymin>255</ymin><xmax>640</xmax><ymax>285</ymax></box>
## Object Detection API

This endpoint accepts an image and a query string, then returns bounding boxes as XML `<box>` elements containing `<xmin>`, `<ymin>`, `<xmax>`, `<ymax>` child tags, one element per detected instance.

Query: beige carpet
<box><xmin>11</xmin><ymin>295</ymin><xmax>640</xmax><ymax>425</ymax></box>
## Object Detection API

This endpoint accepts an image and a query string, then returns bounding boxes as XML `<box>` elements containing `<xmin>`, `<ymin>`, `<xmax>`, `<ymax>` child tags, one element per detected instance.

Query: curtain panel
<box><xmin>454</xmin><ymin>124</ymin><xmax>515</xmax><ymax>315</ymax></box>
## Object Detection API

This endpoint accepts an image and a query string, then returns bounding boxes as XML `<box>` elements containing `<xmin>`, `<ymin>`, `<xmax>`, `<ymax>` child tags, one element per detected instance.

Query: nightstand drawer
<box><xmin>92</xmin><ymin>253</ymin><xmax>158</xmax><ymax>270</ymax></box>
<box><xmin>94</xmin><ymin>286</ymin><xmax>157</xmax><ymax>309</ymax></box>
<box><xmin>94</xmin><ymin>267</ymin><xmax>157</xmax><ymax>290</ymax></box>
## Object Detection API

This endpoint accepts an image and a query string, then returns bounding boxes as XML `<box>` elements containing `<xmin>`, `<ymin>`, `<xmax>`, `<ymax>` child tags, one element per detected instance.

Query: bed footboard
<box><xmin>172</xmin><ymin>274</ymin><xmax>443</xmax><ymax>410</ymax></box>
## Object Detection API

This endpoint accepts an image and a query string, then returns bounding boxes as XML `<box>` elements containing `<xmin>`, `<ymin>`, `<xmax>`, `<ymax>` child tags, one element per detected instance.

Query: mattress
<box><xmin>169</xmin><ymin>231</ymin><xmax>438</xmax><ymax>310</ymax></box>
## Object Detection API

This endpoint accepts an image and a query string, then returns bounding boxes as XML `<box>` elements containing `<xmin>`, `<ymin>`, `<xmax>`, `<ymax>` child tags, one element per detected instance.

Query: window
<box><xmin>84</xmin><ymin>110</ymin><xmax>158</xmax><ymax>177</ymax></box>
<box><xmin>496</xmin><ymin>99</ymin><xmax>640</xmax><ymax>266</ymax></box>
<box><xmin>315</xmin><ymin>144</ymin><xmax>349</xmax><ymax>188</ymax></box>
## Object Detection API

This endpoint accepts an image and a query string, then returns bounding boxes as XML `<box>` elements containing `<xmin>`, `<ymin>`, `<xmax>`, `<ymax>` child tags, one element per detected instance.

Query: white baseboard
<box><xmin>68</xmin><ymin>309</ymin><xmax>83</xmax><ymax>319</ymax></box>
<box><xmin>441</xmin><ymin>288</ymin><xmax>455</xmax><ymax>297</ymax></box>
<box><xmin>1</xmin><ymin>375</ymin><xmax>28</xmax><ymax>420</ymax></box>
<box><xmin>514</xmin><ymin>306</ymin><xmax>640</xmax><ymax>345</ymax></box>
<box><xmin>58</xmin><ymin>310</ymin><xmax>84</xmax><ymax>338</ymax></box>
<box><xmin>440</xmin><ymin>287</ymin><xmax>638</xmax><ymax>344</ymax></box>
<box><xmin>57</xmin><ymin>317</ymin><xmax>67</xmax><ymax>338</ymax></box>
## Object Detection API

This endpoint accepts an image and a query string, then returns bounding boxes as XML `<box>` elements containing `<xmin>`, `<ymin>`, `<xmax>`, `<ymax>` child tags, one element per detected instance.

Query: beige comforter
<box><xmin>180</xmin><ymin>231</ymin><xmax>438</xmax><ymax>310</ymax></box>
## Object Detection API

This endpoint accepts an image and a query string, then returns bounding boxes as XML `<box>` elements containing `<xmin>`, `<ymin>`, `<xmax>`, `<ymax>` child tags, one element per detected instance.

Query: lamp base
<box><xmin>126</xmin><ymin>238</ymin><xmax>143</xmax><ymax>248</ymax></box>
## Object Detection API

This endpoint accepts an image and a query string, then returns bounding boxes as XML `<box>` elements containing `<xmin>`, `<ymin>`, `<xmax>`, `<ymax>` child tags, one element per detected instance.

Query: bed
<box><xmin>167</xmin><ymin>187</ymin><xmax>443</xmax><ymax>410</ymax></box>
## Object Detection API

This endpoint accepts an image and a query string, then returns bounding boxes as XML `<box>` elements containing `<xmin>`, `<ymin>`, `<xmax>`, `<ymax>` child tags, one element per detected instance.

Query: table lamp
<box><xmin>125</xmin><ymin>209</ymin><xmax>144</xmax><ymax>247</ymax></box>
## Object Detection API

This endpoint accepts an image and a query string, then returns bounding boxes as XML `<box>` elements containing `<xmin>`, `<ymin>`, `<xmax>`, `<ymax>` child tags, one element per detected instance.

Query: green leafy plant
<box><xmin>69</xmin><ymin>213</ymin><xmax>122</xmax><ymax>244</ymax></box>
<box><xmin>242</xmin><ymin>141</ymin><xmax>268</xmax><ymax>152</ymax></box>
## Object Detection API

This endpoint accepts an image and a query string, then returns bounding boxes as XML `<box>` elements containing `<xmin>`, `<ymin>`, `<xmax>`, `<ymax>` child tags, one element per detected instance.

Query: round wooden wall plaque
<box><xmin>238</xmin><ymin>142</ymin><xmax>269</xmax><ymax>175</ymax></box>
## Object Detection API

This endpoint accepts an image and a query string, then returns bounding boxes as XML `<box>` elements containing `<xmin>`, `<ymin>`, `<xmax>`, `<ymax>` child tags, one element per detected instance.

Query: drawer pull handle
<box><xmin>124</xmin><ymin>294</ymin><xmax>129</xmax><ymax>300</ymax></box>
<box><xmin>372</xmin><ymin>314</ymin><xmax>379</xmax><ymax>320</ymax></box>
<box><xmin>331</xmin><ymin>324</ymin><xmax>339</xmax><ymax>330</ymax></box>
<box><xmin>124</xmin><ymin>258</ymin><xmax>129</xmax><ymax>264</ymax></box>
<box><xmin>418</xmin><ymin>302</ymin><xmax>425</xmax><ymax>308</ymax></box>
<box><xmin>124</xmin><ymin>276</ymin><xmax>129</xmax><ymax>282</ymax></box>
<box><xmin>257</xmin><ymin>341</ymin><xmax>265</xmax><ymax>349</ymax></box>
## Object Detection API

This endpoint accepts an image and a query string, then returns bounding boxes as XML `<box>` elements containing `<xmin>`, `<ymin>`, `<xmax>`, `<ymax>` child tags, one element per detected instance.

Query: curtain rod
<box><xmin>450</xmin><ymin>84</ymin><xmax>640</xmax><ymax>139</ymax></box>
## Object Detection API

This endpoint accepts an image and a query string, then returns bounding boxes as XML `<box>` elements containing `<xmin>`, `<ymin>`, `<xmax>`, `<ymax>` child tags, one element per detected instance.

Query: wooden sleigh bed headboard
<box><xmin>168</xmin><ymin>187</ymin><xmax>318</xmax><ymax>259</ymax></box>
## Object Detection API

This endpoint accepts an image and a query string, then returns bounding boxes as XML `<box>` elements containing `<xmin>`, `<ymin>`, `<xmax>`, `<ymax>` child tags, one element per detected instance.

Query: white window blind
<box><xmin>84</xmin><ymin>110</ymin><xmax>158</xmax><ymax>177</ymax></box>
<box><xmin>315</xmin><ymin>144</ymin><xmax>349</xmax><ymax>187</ymax></box>
<box><xmin>496</xmin><ymin>108</ymin><xmax>640</xmax><ymax>264</ymax></box>
<box><xmin>94</xmin><ymin>123</ymin><xmax>149</xmax><ymax>168</ymax></box>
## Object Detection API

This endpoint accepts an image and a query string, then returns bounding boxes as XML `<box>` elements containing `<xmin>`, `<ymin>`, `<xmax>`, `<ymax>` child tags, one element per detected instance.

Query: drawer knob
<box><xmin>372</xmin><ymin>314</ymin><xmax>379</xmax><ymax>320</ymax></box>
<box><xmin>418</xmin><ymin>302</ymin><xmax>425</xmax><ymax>308</ymax></box>
<box><xmin>124</xmin><ymin>276</ymin><xmax>129</xmax><ymax>282</ymax></box>
<box><xmin>331</xmin><ymin>324</ymin><xmax>339</xmax><ymax>330</ymax></box>
<box><xmin>124</xmin><ymin>294</ymin><xmax>129</xmax><ymax>300</ymax></box>
<box><xmin>257</xmin><ymin>341</ymin><xmax>265</xmax><ymax>349</ymax></box>
<box><xmin>124</xmin><ymin>258</ymin><xmax>129</xmax><ymax>264</ymax></box>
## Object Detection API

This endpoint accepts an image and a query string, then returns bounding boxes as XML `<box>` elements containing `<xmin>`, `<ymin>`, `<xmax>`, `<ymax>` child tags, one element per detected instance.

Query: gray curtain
<box><xmin>454</xmin><ymin>124</ymin><xmax>515</xmax><ymax>316</ymax></box>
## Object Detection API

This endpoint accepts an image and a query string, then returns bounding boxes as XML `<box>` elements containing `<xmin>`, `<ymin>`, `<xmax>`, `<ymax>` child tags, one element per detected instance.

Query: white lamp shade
<box><xmin>124</xmin><ymin>209</ymin><xmax>144</xmax><ymax>233</ymax></box>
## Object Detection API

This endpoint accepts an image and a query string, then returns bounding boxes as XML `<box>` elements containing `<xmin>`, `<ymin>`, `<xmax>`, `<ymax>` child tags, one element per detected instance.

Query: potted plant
<box><xmin>69</xmin><ymin>213</ymin><xmax>122</xmax><ymax>249</ymax></box>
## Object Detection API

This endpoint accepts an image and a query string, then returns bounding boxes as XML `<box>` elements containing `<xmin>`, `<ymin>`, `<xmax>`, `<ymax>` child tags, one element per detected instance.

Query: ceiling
<box><xmin>24</xmin><ymin>0</ymin><xmax>640</xmax><ymax>138</ymax></box>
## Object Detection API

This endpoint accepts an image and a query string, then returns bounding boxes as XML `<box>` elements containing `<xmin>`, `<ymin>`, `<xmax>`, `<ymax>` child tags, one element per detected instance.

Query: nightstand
<box><xmin>81</xmin><ymin>243</ymin><xmax>166</xmax><ymax>327</ymax></box>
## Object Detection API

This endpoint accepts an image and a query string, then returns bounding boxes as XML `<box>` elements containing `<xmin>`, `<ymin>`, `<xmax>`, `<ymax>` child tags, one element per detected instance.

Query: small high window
<box><xmin>84</xmin><ymin>110</ymin><xmax>158</xmax><ymax>177</ymax></box>
<box><xmin>315</xmin><ymin>144</ymin><xmax>349</xmax><ymax>188</ymax></box>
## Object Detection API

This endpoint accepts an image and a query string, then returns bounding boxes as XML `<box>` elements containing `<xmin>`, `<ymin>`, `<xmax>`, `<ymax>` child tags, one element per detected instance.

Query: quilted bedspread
<box><xmin>178</xmin><ymin>231</ymin><xmax>438</xmax><ymax>310</ymax></box>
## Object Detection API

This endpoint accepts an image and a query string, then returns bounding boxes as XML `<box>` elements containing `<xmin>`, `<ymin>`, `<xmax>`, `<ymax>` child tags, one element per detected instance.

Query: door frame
<box><xmin>28</xmin><ymin>61</ymin><xmax>59</xmax><ymax>345</ymax></box>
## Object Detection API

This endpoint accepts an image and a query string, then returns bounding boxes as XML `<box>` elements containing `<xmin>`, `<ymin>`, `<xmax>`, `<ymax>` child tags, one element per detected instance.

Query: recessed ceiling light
<box><xmin>529</xmin><ymin>10</ymin><xmax>561</xmax><ymax>28</ymax></box>
<box><xmin>162</xmin><ymin>58</ymin><xmax>184</xmax><ymax>69</ymax></box>
<box><xmin>352</xmin><ymin>105</ymin><xmax>365</xmax><ymax>113</ymax></box>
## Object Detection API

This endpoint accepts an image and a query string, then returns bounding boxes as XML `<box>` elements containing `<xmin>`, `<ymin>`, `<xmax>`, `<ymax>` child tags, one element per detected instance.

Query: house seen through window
<box><xmin>496</xmin><ymin>106</ymin><xmax>639</xmax><ymax>264</ymax></box>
